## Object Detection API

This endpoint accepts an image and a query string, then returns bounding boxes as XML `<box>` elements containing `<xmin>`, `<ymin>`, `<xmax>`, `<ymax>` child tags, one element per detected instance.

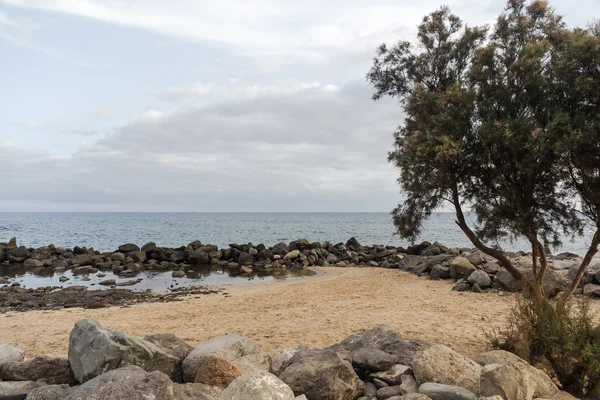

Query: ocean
<box><xmin>0</xmin><ymin>212</ymin><xmax>597</xmax><ymax>256</ymax></box>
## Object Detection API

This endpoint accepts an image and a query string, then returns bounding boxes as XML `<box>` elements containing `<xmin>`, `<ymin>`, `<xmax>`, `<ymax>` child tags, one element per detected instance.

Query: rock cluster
<box><xmin>0</xmin><ymin>321</ymin><xmax>579</xmax><ymax>399</ymax></box>
<box><xmin>1</xmin><ymin>237</ymin><xmax>598</xmax><ymax>300</ymax></box>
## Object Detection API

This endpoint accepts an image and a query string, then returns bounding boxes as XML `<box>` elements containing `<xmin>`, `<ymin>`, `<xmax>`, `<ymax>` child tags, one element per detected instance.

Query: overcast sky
<box><xmin>1</xmin><ymin>0</ymin><xmax>598</xmax><ymax>212</ymax></box>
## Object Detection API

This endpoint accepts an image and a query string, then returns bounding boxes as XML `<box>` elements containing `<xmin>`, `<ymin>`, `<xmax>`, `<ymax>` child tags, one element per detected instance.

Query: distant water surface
<box><xmin>0</xmin><ymin>212</ymin><xmax>597</xmax><ymax>256</ymax></box>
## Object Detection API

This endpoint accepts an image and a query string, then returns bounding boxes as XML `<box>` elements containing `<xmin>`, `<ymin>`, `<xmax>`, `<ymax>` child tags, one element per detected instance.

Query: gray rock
<box><xmin>144</xmin><ymin>333</ymin><xmax>194</xmax><ymax>360</ymax></box>
<box><xmin>0</xmin><ymin>380</ymin><xmax>41</xmax><ymax>400</ymax></box>
<box><xmin>118</xmin><ymin>243</ymin><xmax>139</xmax><ymax>253</ymax></box>
<box><xmin>189</xmin><ymin>251</ymin><xmax>210</xmax><ymax>265</ymax></box>
<box><xmin>173</xmin><ymin>383</ymin><xmax>222</xmax><ymax>400</ymax></box>
<box><xmin>23</xmin><ymin>259</ymin><xmax>44</xmax><ymax>268</ymax></box>
<box><xmin>279</xmin><ymin>350</ymin><xmax>360</xmax><ymax>400</ymax></box>
<box><xmin>418</xmin><ymin>382</ymin><xmax>477</xmax><ymax>400</ymax></box>
<box><xmin>449</xmin><ymin>257</ymin><xmax>477</xmax><ymax>280</ymax></box>
<box><xmin>351</xmin><ymin>347</ymin><xmax>397</xmax><ymax>371</ymax></box>
<box><xmin>567</xmin><ymin>262</ymin><xmax>600</xmax><ymax>285</ymax></box>
<box><xmin>496</xmin><ymin>269</ymin><xmax>524</xmax><ymax>292</ymax></box>
<box><xmin>377</xmin><ymin>385</ymin><xmax>405</xmax><ymax>399</ymax></box>
<box><xmin>412</xmin><ymin>345</ymin><xmax>481</xmax><ymax>394</ymax></box>
<box><xmin>383</xmin><ymin>339</ymin><xmax>432</xmax><ymax>366</ymax></box>
<box><xmin>182</xmin><ymin>334</ymin><xmax>261</xmax><ymax>382</ymax></box>
<box><xmin>364</xmin><ymin>381</ymin><xmax>377</xmax><ymax>397</ymax></box>
<box><xmin>479</xmin><ymin>363</ymin><xmax>535</xmax><ymax>400</ymax></box>
<box><xmin>335</xmin><ymin>325</ymin><xmax>403</xmax><ymax>352</ymax></box>
<box><xmin>270</xmin><ymin>348</ymin><xmax>298</xmax><ymax>376</ymax></box>
<box><xmin>0</xmin><ymin>357</ymin><xmax>76</xmax><ymax>385</ymax></box>
<box><xmin>22</xmin><ymin>384</ymin><xmax>70</xmax><ymax>400</ymax></box>
<box><xmin>68</xmin><ymin>319</ymin><xmax>181</xmax><ymax>383</ymax></box>
<box><xmin>396</xmin><ymin>394</ymin><xmax>432</xmax><ymax>400</ymax></box>
<box><xmin>218</xmin><ymin>372</ymin><xmax>294</xmax><ymax>400</ymax></box>
<box><xmin>0</xmin><ymin>344</ymin><xmax>25</xmax><ymax>366</ymax></box>
<box><xmin>583</xmin><ymin>283</ymin><xmax>600</xmax><ymax>297</ymax></box>
<box><xmin>430</xmin><ymin>265</ymin><xmax>451</xmax><ymax>280</ymax></box>
<box><xmin>400</xmin><ymin>374</ymin><xmax>419</xmax><ymax>394</ymax></box>
<box><xmin>370</xmin><ymin>364</ymin><xmax>413</xmax><ymax>385</ymax></box>
<box><xmin>452</xmin><ymin>280</ymin><xmax>471</xmax><ymax>292</ymax></box>
<box><xmin>467</xmin><ymin>270</ymin><xmax>491</xmax><ymax>289</ymax></box>
<box><xmin>466</xmin><ymin>252</ymin><xmax>486</xmax><ymax>266</ymax></box>
<box><xmin>64</xmin><ymin>365</ymin><xmax>175</xmax><ymax>400</ymax></box>
<box><xmin>373</xmin><ymin>378</ymin><xmax>389</xmax><ymax>388</ymax></box>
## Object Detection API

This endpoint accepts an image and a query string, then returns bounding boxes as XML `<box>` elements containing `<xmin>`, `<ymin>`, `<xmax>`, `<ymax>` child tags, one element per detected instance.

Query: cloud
<box><xmin>20</xmin><ymin>121</ymin><xmax>98</xmax><ymax>136</ymax></box>
<box><xmin>1</xmin><ymin>81</ymin><xmax>402</xmax><ymax>211</ymax></box>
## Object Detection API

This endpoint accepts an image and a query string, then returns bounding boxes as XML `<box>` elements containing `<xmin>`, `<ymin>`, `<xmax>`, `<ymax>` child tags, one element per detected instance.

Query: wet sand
<box><xmin>1</xmin><ymin>267</ymin><xmax>598</xmax><ymax>358</ymax></box>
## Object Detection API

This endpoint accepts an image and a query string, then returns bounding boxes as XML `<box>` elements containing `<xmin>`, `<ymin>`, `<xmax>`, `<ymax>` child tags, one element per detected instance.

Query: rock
<box><xmin>467</xmin><ymin>270</ymin><xmax>491</xmax><ymax>289</ymax></box>
<box><xmin>279</xmin><ymin>350</ymin><xmax>360</xmax><ymax>400</ymax></box>
<box><xmin>232</xmin><ymin>351</ymin><xmax>271</xmax><ymax>374</ymax></box>
<box><xmin>189</xmin><ymin>251</ymin><xmax>210</xmax><ymax>265</ymax></box>
<box><xmin>283</xmin><ymin>250</ymin><xmax>301</xmax><ymax>261</ymax></box>
<box><xmin>351</xmin><ymin>347</ymin><xmax>397</xmax><ymax>371</ymax></box>
<box><xmin>98</xmin><ymin>279</ymin><xmax>115</xmax><ymax>286</ymax></box>
<box><xmin>370</xmin><ymin>364</ymin><xmax>413</xmax><ymax>385</ymax></box>
<box><xmin>23</xmin><ymin>259</ymin><xmax>44</xmax><ymax>268</ymax></box>
<box><xmin>396</xmin><ymin>394</ymin><xmax>432</xmax><ymax>400</ymax></box>
<box><xmin>173</xmin><ymin>383</ymin><xmax>222</xmax><ymax>400</ymax></box>
<box><xmin>136</xmin><ymin>334</ymin><xmax>190</xmax><ymax>361</ymax></box>
<box><xmin>59</xmin><ymin>276</ymin><xmax>70</xmax><ymax>282</ymax></box>
<box><xmin>218</xmin><ymin>372</ymin><xmax>294</xmax><ymax>400</ymax></box>
<box><xmin>412</xmin><ymin>345</ymin><xmax>481</xmax><ymax>394</ymax></box>
<box><xmin>0</xmin><ymin>356</ymin><xmax>76</xmax><ymax>385</ymax></box>
<box><xmin>496</xmin><ymin>269</ymin><xmax>524</xmax><ymax>292</ymax></box>
<box><xmin>237</xmin><ymin>252</ymin><xmax>255</xmax><ymax>265</ymax></box>
<box><xmin>72</xmin><ymin>266</ymin><xmax>98</xmax><ymax>275</ymax></box>
<box><xmin>118</xmin><ymin>244</ymin><xmax>140</xmax><ymax>253</ymax></box>
<box><xmin>194</xmin><ymin>355</ymin><xmax>242</xmax><ymax>388</ymax></box>
<box><xmin>64</xmin><ymin>365</ymin><xmax>175</xmax><ymax>400</ymax></box>
<box><xmin>479</xmin><ymin>363</ymin><xmax>536</xmax><ymax>400</ymax></box>
<box><xmin>182</xmin><ymin>334</ymin><xmax>261</xmax><ymax>382</ymax></box>
<box><xmin>430</xmin><ymin>265</ymin><xmax>451</xmax><ymax>280</ymax></box>
<box><xmin>0</xmin><ymin>380</ymin><xmax>42</xmax><ymax>400</ymax></box>
<box><xmin>270</xmin><ymin>348</ymin><xmax>298</xmax><ymax>376</ymax></box>
<box><xmin>449</xmin><ymin>257</ymin><xmax>477</xmax><ymax>280</ymax></box>
<box><xmin>346</xmin><ymin>237</ymin><xmax>363</xmax><ymax>250</ymax></box>
<box><xmin>466</xmin><ymin>252</ymin><xmax>486</xmax><ymax>266</ymax></box>
<box><xmin>377</xmin><ymin>385</ymin><xmax>404</xmax><ymax>398</ymax></box>
<box><xmin>567</xmin><ymin>262</ymin><xmax>600</xmax><ymax>285</ymax></box>
<box><xmin>452</xmin><ymin>280</ymin><xmax>471</xmax><ymax>292</ymax></box>
<box><xmin>141</xmin><ymin>242</ymin><xmax>157</xmax><ymax>252</ymax></box>
<box><xmin>172</xmin><ymin>270</ymin><xmax>186</xmax><ymax>278</ymax></box>
<box><xmin>471</xmin><ymin>351</ymin><xmax>558</xmax><ymax>398</ymax></box>
<box><xmin>24</xmin><ymin>384</ymin><xmax>70</xmax><ymax>400</ymax></box>
<box><xmin>418</xmin><ymin>383</ymin><xmax>477</xmax><ymax>400</ymax></box>
<box><xmin>335</xmin><ymin>325</ymin><xmax>403</xmax><ymax>352</ymax></box>
<box><xmin>128</xmin><ymin>251</ymin><xmax>146</xmax><ymax>263</ymax></box>
<box><xmin>68</xmin><ymin>319</ymin><xmax>181</xmax><ymax>383</ymax></box>
<box><xmin>364</xmin><ymin>381</ymin><xmax>377</xmax><ymax>397</ymax></box>
<box><xmin>583</xmin><ymin>283</ymin><xmax>600</xmax><ymax>297</ymax></box>
<box><xmin>176</xmin><ymin>386</ymin><xmax>220</xmax><ymax>400</ymax></box>
<box><xmin>400</xmin><ymin>374</ymin><xmax>419</xmax><ymax>394</ymax></box>
<box><xmin>0</xmin><ymin>344</ymin><xmax>25</xmax><ymax>365</ymax></box>
<box><xmin>383</xmin><ymin>339</ymin><xmax>432</xmax><ymax>366</ymax></box>
<box><xmin>240</xmin><ymin>265</ymin><xmax>253</xmax><ymax>274</ymax></box>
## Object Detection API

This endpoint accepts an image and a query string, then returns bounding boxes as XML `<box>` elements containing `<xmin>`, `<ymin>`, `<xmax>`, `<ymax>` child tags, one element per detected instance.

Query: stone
<box><xmin>496</xmin><ymin>269</ymin><xmax>524</xmax><ymax>292</ymax></box>
<box><xmin>479</xmin><ymin>363</ymin><xmax>536</xmax><ymax>400</ymax></box>
<box><xmin>128</xmin><ymin>251</ymin><xmax>146</xmax><ymax>263</ymax></box>
<box><xmin>64</xmin><ymin>365</ymin><xmax>175</xmax><ymax>400</ymax></box>
<box><xmin>0</xmin><ymin>356</ymin><xmax>76</xmax><ymax>385</ymax></box>
<box><xmin>59</xmin><ymin>276</ymin><xmax>70</xmax><ymax>282</ymax></box>
<box><xmin>278</xmin><ymin>350</ymin><xmax>360</xmax><ymax>400</ymax></box>
<box><xmin>23</xmin><ymin>259</ymin><xmax>44</xmax><ymax>268</ymax></box>
<box><xmin>218</xmin><ymin>372</ymin><xmax>294</xmax><ymax>400</ymax></box>
<box><xmin>351</xmin><ymin>347</ymin><xmax>397</xmax><ymax>371</ymax></box>
<box><xmin>25</xmin><ymin>384</ymin><xmax>71</xmax><ymax>400</ymax></box>
<box><xmin>283</xmin><ymin>250</ymin><xmax>301</xmax><ymax>261</ymax></box>
<box><xmin>0</xmin><ymin>380</ymin><xmax>42</xmax><ymax>400</ymax></box>
<box><xmin>383</xmin><ymin>339</ymin><xmax>432</xmax><ymax>366</ymax></box>
<box><xmin>567</xmin><ymin>262</ymin><xmax>600</xmax><ymax>285</ymax></box>
<box><xmin>400</xmin><ymin>374</ymin><xmax>419</xmax><ymax>394</ymax></box>
<box><xmin>370</xmin><ymin>364</ymin><xmax>413</xmax><ymax>385</ymax></box>
<box><xmin>377</xmin><ymin>385</ymin><xmax>405</xmax><ymax>399</ymax></box>
<box><xmin>466</xmin><ymin>252</ymin><xmax>486</xmax><ymax>266</ymax></box>
<box><xmin>141</xmin><ymin>242</ymin><xmax>157</xmax><ymax>252</ymax></box>
<box><xmin>412</xmin><ymin>345</ymin><xmax>481</xmax><ymax>394</ymax></box>
<box><xmin>396</xmin><ymin>395</ymin><xmax>432</xmax><ymax>400</ymax></box>
<box><xmin>237</xmin><ymin>252</ymin><xmax>255</xmax><ymax>265</ymax></box>
<box><xmin>335</xmin><ymin>325</ymin><xmax>403</xmax><ymax>352</ymax></box>
<box><xmin>72</xmin><ymin>266</ymin><xmax>98</xmax><ymax>275</ymax></box>
<box><xmin>172</xmin><ymin>270</ymin><xmax>186</xmax><ymax>278</ymax></box>
<box><xmin>173</xmin><ymin>383</ymin><xmax>222</xmax><ymax>400</ymax></box>
<box><xmin>467</xmin><ymin>270</ymin><xmax>491</xmax><ymax>289</ymax></box>
<box><xmin>144</xmin><ymin>333</ymin><xmax>194</xmax><ymax>360</ymax></box>
<box><xmin>270</xmin><ymin>348</ymin><xmax>298</xmax><ymax>376</ymax></box>
<box><xmin>449</xmin><ymin>257</ymin><xmax>477</xmax><ymax>280</ymax></box>
<box><xmin>452</xmin><ymin>280</ymin><xmax>471</xmax><ymax>292</ymax></box>
<box><xmin>68</xmin><ymin>319</ymin><xmax>181</xmax><ymax>383</ymax></box>
<box><xmin>194</xmin><ymin>355</ymin><xmax>242</xmax><ymax>388</ymax></box>
<box><xmin>189</xmin><ymin>251</ymin><xmax>210</xmax><ymax>265</ymax></box>
<box><xmin>118</xmin><ymin>243</ymin><xmax>140</xmax><ymax>253</ymax></box>
<box><xmin>364</xmin><ymin>381</ymin><xmax>377</xmax><ymax>397</ymax></box>
<box><xmin>583</xmin><ymin>283</ymin><xmax>600</xmax><ymax>297</ymax></box>
<box><xmin>98</xmin><ymin>279</ymin><xmax>115</xmax><ymax>285</ymax></box>
<box><xmin>471</xmin><ymin>351</ymin><xmax>558</xmax><ymax>398</ymax></box>
<box><xmin>232</xmin><ymin>351</ymin><xmax>272</xmax><ymax>374</ymax></box>
<box><xmin>430</xmin><ymin>265</ymin><xmax>451</xmax><ymax>280</ymax></box>
<box><xmin>0</xmin><ymin>344</ymin><xmax>25</xmax><ymax>365</ymax></box>
<box><xmin>418</xmin><ymin>382</ymin><xmax>477</xmax><ymax>400</ymax></box>
<box><xmin>182</xmin><ymin>334</ymin><xmax>262</xmax><ymax>382</ymax></box>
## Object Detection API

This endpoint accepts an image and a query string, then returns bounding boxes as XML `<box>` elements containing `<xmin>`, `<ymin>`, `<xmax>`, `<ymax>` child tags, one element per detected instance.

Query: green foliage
<box><xmin>488</xmin><ymin>294</ymin><xmax>600</xmax><ymax>395</ymax></box>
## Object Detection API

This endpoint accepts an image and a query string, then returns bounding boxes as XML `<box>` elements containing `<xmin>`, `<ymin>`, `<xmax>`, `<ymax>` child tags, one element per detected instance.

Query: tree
<box><xmin>368</xmin><ymin>0</ymin><xmax>599</xmax><ymax>295</ymax></box>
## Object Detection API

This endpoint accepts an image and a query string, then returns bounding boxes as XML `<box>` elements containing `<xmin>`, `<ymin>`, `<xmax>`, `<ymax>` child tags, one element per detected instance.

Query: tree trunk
<box><xmin>562</xmin><ymin>229</ymin><xmax>600</xmax><ymax>300</ymax></box>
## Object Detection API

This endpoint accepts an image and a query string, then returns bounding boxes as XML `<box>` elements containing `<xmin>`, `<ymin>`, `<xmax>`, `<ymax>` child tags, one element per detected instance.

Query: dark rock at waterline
<box><xmin>0</xmin><ymin>356</ymin><xmax>77</xmax><ymax>385</ymax></box>
<box><xmin>118</xmin><ymin>243</ymin><xmax>140</xmax><ymax>253</ymax></box>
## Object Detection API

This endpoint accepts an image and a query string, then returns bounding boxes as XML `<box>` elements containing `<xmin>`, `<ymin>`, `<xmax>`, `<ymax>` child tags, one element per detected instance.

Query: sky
<box><xmin>1</xmin><ymin>0</ymin><xmax>598</xmax><ymax>212</ymax></box>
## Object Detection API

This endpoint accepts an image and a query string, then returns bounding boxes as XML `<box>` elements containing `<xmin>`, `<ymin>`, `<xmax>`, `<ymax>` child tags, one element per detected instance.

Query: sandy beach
<box><xmin>1</xmin><ymin>266</ymin><xmax>598</xmax><ymax>359</ymax></box>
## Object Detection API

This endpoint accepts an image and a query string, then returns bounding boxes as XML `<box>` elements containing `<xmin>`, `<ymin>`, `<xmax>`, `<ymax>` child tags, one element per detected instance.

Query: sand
<box><xmin>1</xmin><ymin>267</ymin><xmax>598</xmax><ymax>358</ymax></box>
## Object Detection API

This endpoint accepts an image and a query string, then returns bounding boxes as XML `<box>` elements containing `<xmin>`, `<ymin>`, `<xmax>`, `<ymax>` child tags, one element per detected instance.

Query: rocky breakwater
<box><xmin>0</xmin><ymin>321</ymin><xmax>580</xmax><ymax>399</ymax></box>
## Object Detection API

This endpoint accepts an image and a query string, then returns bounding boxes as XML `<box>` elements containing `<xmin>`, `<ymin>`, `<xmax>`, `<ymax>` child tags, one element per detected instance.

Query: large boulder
<box><xmin>218</xmin><ymin>372</ymin><xmax>295</xmax><ymax>400</ymax></box>
<box><xmin>449</xmin><ymin>257</ymin><xmax>477</xmax><ymax>280</ymax></box>
<box><xmin>479</xmin><ymin>363</ymin><xmax>536</xmax><ymax>400</ymax></box>
<box><xmin>182</xmin><ymin>334</ymin><xmax>262</xmax><ymax>383</ymax></box>
<box><xmin>144</xmin><ymin>333</ymin><xmax>194</xmax><ymax>360</ymax></box>
<box><xmin>194</xmin><ymin>355</ymin><xmax>242</xmax><ymax>388</ymax></box>
<box><xmin>496</xmin><ymin>269</ymin><xmax>524</xmax><ymax>292</ymax></box>
<box><xmin>0</xmin><ymin>380</ymin><xmax>43</xmax><ymax>400</ymax></box>
<box><xmin>418</xmin><ymin>382</ymin><xmax>477</xmax><ymax>400</ymax></box>
<box><xmin>278</xmin><ymin>350</ymin><xmax>360</xmax><ymax>400</ymax></box>
<box><xmin>189</xmin><ymin>251</ymin><xmax>210</xmax><ymax>265</ymax></box>
<box><xmin>467</xmin><ymin>270</ymin><xmax>491</xmax><ymax>289</ymax></box>
<box><xmin>471</xmin><ymin>350</ymin><xmax>558</xmax><ymax>398</ymax></box>
<box><xmin>118</xmin><ymin>244</ymin><xmax>139</xmax><ymax>253</ymax></box>
<box><xmin>270</xmin><ymin>348</ymin><xmax>298</xmax><ymax>376</ymax></box>
<box><xmin>0</xmin><ymin>357</ymin><xmax>76</xmax><ymax>385</ymax></box>
<box><xmin>351</xmin><ymin>347</ymin><xmax>397</xmax><ymax>371</ymax></box>
<box><xmin>333</xmin><ymin>325</ymin><xmax>403</xmax><ymax>352</ymax></box>
<box><xmin>412</xmin><ymin>345</ymin><xmax>481</xmax><ymax>394</ymax></box>
<box><xmin>173</xmin><ymin>383</ymin><xmax>222</xmax><ymax>400</ymax></box>
<box><xmin>383</xmin><ymin>339</ymin><xmax>432</xmax><ymax>366</ymax></box>
<box><xmin>25</xmin><ymin>384</ymin><xmax>70</xmax><ymax>400</ymax></box>
<box><xmin>0</xmin><ymin>344</ymin><xmax>25</xmax><ymax>365</ymax></box>
<box><xmin>68</xmin><ymin>319</ymin><xmax>181</xmax><ymax>383</ymax></box>
<box><xmin>64</xmin><ymin>365</ymin><xmax>175</xmax><ymax>400</ymax></box>
<box><xmin>583</xmin><ymin>283</ymin><xmax>600</xmax><ymax>297</ymax></box>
